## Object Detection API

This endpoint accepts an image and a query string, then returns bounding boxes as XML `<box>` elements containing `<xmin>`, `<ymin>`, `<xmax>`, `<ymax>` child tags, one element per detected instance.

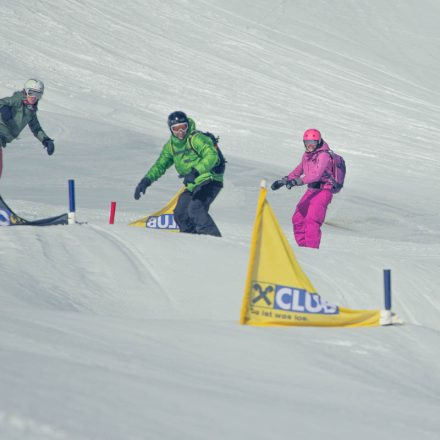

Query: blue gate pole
<box><xmin>384</xmin><ymin>269</ymin><xmax>392</xmax><ymax>311</ymax></box>
<box><xmin>68</xmin><ymin>179</ymin><xmax>76</xmax><ymax>225</ymax></box>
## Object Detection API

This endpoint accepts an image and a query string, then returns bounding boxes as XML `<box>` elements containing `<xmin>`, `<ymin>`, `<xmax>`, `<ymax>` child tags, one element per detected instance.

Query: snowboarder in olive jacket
<box><xmin>0</xmin><ymin>79</ymin><xmax>55</xmax><ymax>178</ymax></box>
<box><xmin>134</xmin><ymin>111</ymin><xmax>223</xmax><ymax>237</ymax></box>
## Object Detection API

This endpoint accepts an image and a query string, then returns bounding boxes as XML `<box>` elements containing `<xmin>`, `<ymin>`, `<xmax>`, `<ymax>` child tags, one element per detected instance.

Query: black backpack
<box><xmin>188</xmin><ymin>131</ymin><xmax>226</xmax><ymax>175</ymax></box>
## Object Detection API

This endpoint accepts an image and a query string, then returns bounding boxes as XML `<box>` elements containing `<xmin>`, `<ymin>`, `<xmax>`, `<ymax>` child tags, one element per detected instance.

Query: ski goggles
<box><xmin>303</xmin><ymin>139</ymin><xmax>319</xmax><ymax>148</ymax></box>
<box><xmin>170</xmin><ymin>122</ymin><xmax>188</xmax><ymax>133</ymax></box>
<box><xmin>26</xmin><ymin>89</ymin><xmax>43</xmax><ymax>99</ymax></box>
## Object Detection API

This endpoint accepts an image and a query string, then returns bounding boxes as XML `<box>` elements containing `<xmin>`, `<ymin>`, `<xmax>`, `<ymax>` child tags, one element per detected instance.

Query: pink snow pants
<box><xmin>292</xmin><ymin>189</ymin><xmax>333</xmax><ymax>249</ymax></box>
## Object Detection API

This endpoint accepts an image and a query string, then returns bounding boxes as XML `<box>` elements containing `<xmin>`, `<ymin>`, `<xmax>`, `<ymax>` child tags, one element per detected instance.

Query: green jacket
<box><xmin>0</xmin><ymin>91</ymin><xmax>50</xmax><ymax>147</ymax></box>
<box><xmin>145</xmin><ymin>118</ymin><xmax>223</xmax><ymax>192</ymax></box>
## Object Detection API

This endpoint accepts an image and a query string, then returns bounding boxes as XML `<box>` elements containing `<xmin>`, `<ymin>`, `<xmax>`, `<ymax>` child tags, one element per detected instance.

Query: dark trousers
<box><xmin>174</xmin><ymin>182</ymin><xmax>222</xmax><ymax>237</ymax></box>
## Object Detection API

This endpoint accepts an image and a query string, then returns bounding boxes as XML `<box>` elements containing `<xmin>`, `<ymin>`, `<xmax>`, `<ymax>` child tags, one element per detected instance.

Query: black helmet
<box><xmin>167</xmin><ymin>111</ymin><xmax>188</xmax><ymax>128</ymax></box>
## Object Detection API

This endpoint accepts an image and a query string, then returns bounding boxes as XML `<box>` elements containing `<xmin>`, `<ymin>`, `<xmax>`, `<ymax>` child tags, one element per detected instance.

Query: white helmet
<box><xmin>24</xmin><ymin>79</ymin><xmax>44</xmax><ymax>99</ymax></box>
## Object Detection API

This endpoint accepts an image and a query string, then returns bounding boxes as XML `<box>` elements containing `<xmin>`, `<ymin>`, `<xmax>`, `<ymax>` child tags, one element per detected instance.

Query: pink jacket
<box><xmin>288</xmin><ymin>142</ymin><xmax>333</xmax><ymax>190</ymax></box>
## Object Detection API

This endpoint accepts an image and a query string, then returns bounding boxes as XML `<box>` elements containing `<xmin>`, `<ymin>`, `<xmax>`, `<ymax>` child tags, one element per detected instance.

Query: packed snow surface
<box><xmin>1</xmin><ymin>1</ymin><xmax>439</xmax><ymax>439</ymax></box>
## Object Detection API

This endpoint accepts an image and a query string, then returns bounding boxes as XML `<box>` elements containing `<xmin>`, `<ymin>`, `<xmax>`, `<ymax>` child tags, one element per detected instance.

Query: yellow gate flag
<box><xmin>240</xmin><ymin>182</ymin><xmax>389</xmax><ymax>327</ymax></box>
<box><xmin>129</xmin><ymin>187</ymin><xmax>184</xmax><ymax>231</ymax></box>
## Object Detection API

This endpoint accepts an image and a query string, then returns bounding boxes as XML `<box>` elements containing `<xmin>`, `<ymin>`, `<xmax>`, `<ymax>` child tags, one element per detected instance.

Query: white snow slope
<box><xmin>1</xmin><ymin>1</ymin><xmax>440</xmax><ymax>439</ymax></box>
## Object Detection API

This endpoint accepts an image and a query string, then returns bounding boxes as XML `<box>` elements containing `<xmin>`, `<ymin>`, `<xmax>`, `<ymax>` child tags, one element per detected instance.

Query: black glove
<box><xmin>183</xmin><ymin>168</ymin><xmax>199</xmax><ymax>186</ymax></box>
<box><xmin>271</xmin><ymin>176</ymin><xmax>288</xmax><ymax>191</ymax></box>
<box><xmin>0</xmin><ymin>106</ymin><xmax>13</xmax><ymax>122</ymax></box>
<box><xmin>42</xmin><ymin>138</ymin><xmax>55</xmax><ymax>155</ymax></box>
<box><xmin>134</xmin><ymin>177</ymin><xmax>152</xmax><ymax>200</ymax></box>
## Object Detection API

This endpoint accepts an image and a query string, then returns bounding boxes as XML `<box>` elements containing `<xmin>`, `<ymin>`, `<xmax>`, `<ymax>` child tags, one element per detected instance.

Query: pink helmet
<box><xmin>303</xmin><ymin>128</ymin><xmax>321</xmax><ymax>142</ymax></box>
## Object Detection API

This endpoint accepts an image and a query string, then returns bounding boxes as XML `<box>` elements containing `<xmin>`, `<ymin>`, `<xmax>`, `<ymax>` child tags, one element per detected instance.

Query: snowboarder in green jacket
<box><xmin>0</xmin><ymin>79</ymin><xmax>55</xmax><ymax>178</ymax></box>
<box><xmin>134</xmin><ymin>111</ymin><xmax>223</xmax><ymax>237</ymax></box>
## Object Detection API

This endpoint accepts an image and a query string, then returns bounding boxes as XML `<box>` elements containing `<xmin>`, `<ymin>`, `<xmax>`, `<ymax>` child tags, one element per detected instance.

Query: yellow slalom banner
<box><xmin>240</xmin><ymin>181</ymin><xmax>388</xmax><ymax>327</ymax></box>
<box><xmin>129</xmin><ymin>187</ymin><xmax>184</xmax><ymax>231</ymax></box>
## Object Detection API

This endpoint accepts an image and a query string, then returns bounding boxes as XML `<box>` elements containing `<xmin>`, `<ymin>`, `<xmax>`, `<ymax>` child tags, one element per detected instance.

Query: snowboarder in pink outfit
<box><xmin>271</xmin><ymin>129</ymin><xmax>334</xmax><ymax>249</ymax></box>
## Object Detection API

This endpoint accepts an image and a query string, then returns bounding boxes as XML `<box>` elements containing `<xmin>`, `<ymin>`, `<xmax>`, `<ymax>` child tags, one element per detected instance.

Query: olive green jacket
<box><xmin>0</xmin><ymin>91</ymin><xmax>50</xmax><ymax>147</ymax></box>
<box><xmin>145</xmin><ymin>118</ymin><xmax>223</xmax><ymax>192</ymax></box>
